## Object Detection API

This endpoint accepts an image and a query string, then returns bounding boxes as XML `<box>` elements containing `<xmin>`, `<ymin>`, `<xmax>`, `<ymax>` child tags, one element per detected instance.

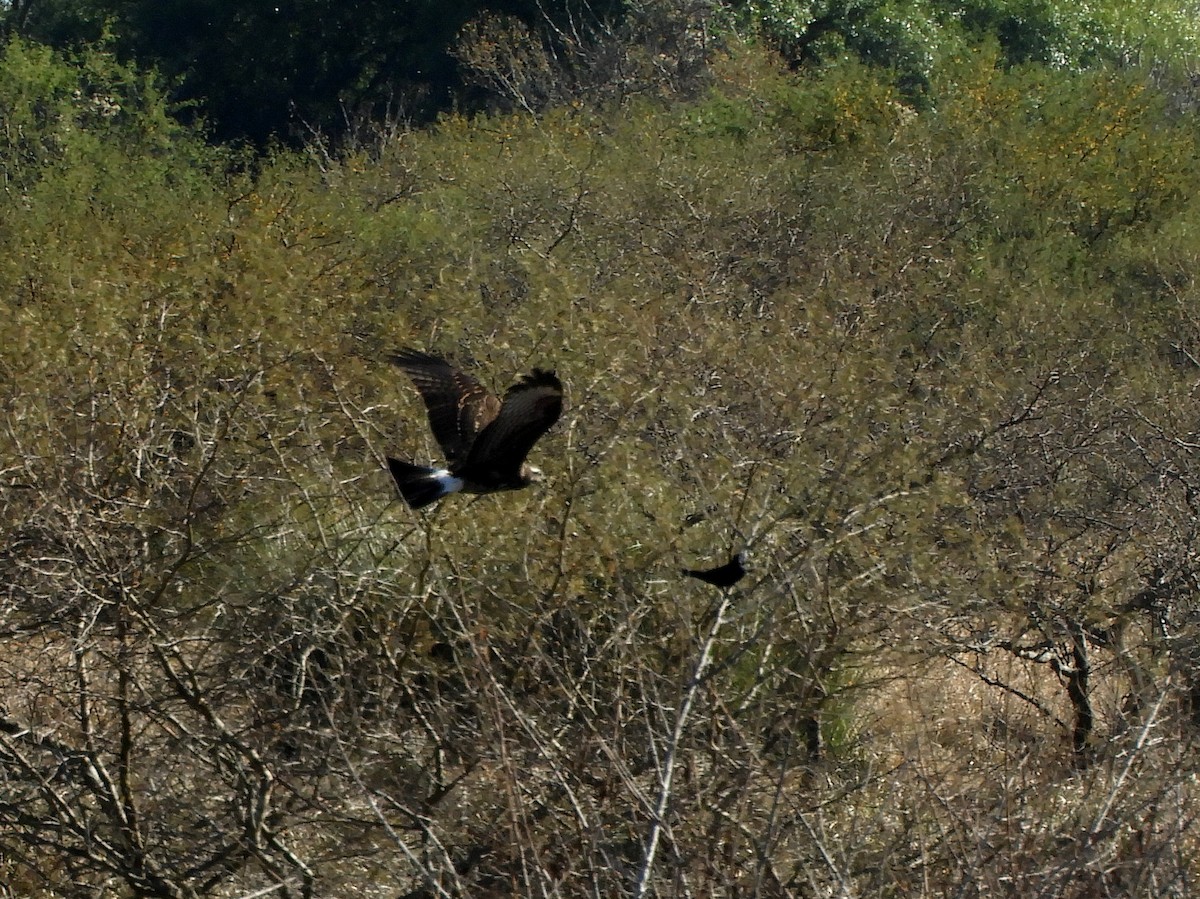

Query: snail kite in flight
<box><xmin>682</xmin><ymin>551</ymin><xmax>747</xmax><ymax>589</ymax></box>
<box><xmin>387</xmin><ymin>348</ymin><xmax>564</xmax><ymax>509</ymax></box>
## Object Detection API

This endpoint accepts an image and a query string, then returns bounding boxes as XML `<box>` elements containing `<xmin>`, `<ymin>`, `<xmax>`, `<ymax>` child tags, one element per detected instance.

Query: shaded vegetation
<box><xmin>6</xmin><ymin>0</ymin><xmax>1198</xmax><ymax>144</ymax></box>
<box><xmin>9</xmin><ymin>0</ymin><xmax>633</xmax><ymax>143</ymax></box>
<box><xmin>4</xmin><ymin>16</ymin><xmax>1200</xmax><ymax>898</ymax></box>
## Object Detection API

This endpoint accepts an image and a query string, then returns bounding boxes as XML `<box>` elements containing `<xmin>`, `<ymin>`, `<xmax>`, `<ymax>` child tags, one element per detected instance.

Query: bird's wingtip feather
<box><xmin>387</xmin><ymin>347</ymin><xmax>441</xmax><ymax>368</ymax></box>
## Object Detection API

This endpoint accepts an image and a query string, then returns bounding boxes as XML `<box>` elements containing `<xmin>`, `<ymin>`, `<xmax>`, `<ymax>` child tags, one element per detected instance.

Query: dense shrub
<box><xmin>4</xmin><ymin>33</ymin><xmax>1200</xmax><ymax>896</ymax></box>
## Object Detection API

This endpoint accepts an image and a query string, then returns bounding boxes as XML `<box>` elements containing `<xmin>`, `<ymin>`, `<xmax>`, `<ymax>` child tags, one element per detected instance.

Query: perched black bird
<box><xmin>681</xmin><ymin>551</ymin><xmax>747</xmax><ymax>588</ymax></box>
<box><xmin>387</xmin><ymin>348</ymin><xmax>564</xmax><ymax>509</ymax></box>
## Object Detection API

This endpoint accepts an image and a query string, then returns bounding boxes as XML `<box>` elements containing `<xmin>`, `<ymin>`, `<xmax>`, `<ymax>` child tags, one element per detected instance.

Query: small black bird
<box><xmin>387</xmin><ymin>348</ymin><xmax>564</xmax><ymax>509</ymax></box>
<box><xmin>681</xmin><ymin>551</ymin><xmax>747</xmax><ymax>588</ymax></box>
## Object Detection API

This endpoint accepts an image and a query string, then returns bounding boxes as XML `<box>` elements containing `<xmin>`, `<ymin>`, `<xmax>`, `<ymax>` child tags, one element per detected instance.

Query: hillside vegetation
<box><xmin>4</xmin><ymin>26</ymin><xmax>1200</xmax><ymax>897</ymax></box>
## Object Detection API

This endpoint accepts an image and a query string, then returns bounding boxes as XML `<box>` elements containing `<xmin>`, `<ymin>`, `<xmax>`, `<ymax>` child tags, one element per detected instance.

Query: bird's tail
<box><xmin>387</xmin><ymin>458</ymin><xmax>463</xmax><ymax>509</ymax></box>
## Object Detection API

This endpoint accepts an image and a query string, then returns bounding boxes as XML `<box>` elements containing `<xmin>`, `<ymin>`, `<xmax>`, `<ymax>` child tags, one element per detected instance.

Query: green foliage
<box><xmin>735</xmin><ymin>0</ymin><xmax>1200</xmax><ymax>98</ymax></box>
<box><xmin>0</xmin><ymin>36</ymin><xmax>183</xmax><ymax>190</ymax></box>
<box><xmin>9</xmin><ymin>0</ymin><xmax>1200</xmax><ymax>146</ymax></box>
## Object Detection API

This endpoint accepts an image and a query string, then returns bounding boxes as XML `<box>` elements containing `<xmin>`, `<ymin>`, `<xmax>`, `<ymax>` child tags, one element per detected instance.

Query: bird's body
<box><xmin>682</xmin><ymin>551</ymin><xmax>747</xmax><ymax>588</ymax></box>
<box><xmin>387</xmin><ymin>348</ymin><xmax>564</xmax><ymax>509</ymax></box>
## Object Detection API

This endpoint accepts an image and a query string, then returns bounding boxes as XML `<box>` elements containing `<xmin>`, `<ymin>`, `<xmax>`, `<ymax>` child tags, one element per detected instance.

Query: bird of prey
<box><xmin>386</xmin><ymin>348</ymin><xmax>564</xmax><ymax>509</ymax></box>
<box><xmin>681</xmin><ymin>551</ymin><xmax>747</xmax><ymax>588</ymax></box>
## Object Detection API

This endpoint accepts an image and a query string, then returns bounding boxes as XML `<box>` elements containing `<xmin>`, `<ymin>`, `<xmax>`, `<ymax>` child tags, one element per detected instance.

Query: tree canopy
<box><xmin>8</xmin><ymin>0</ymin><xmax>624</xmax><ymax>142</ymax></box>
<box><xmin>5</xmin><ymin>0</ymin><xmax>1199</xmax><ymax>143</ymax></box>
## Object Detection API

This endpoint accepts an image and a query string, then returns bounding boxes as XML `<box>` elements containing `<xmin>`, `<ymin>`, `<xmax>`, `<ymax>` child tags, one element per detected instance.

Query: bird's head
<box><xmin>521</xmin><ymin>463</ymin><xmax>545</xmax><ymax>484</ymax></box>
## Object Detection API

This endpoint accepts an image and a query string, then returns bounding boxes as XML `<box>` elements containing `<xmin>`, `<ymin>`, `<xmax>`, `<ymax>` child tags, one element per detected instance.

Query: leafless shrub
<box><xmin>454</xmin><ymin>0</ymin><xmax>724</xmax><ymax>115</ymax></box>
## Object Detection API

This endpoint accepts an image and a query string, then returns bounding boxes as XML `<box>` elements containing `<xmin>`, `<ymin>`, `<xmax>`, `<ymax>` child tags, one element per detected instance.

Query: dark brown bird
<box><xmin>387</xmin><ymin>348</ymin><xmax>564</xmax><ymax>509</ymax></box>
<box><xmin>681</xmin><ymin>551</ymin><xmax>747</xmax><ymax>588</ymax></box>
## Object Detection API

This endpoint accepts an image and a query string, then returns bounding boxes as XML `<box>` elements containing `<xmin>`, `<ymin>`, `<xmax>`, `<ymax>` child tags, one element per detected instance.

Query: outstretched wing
<box><xmin>389</xmin><ymin>348</ymin><xmax>501</xmax><ymax>465</ymax></box>
<box><xmin>464</xmin><ymin>369</ymin><xmax>564</xmax><ymax>476</ymax></box>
